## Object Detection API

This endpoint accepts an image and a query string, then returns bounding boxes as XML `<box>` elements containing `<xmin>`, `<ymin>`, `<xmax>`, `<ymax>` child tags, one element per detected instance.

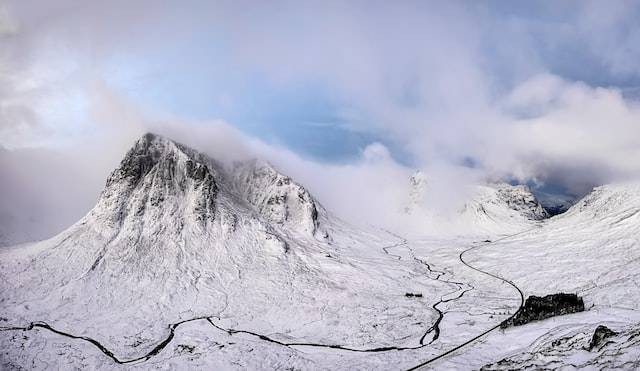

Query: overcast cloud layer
<box><xmin>2</xmin><ymin>1</ymin><xmax>640</xmax><ymax>242</ymax></box>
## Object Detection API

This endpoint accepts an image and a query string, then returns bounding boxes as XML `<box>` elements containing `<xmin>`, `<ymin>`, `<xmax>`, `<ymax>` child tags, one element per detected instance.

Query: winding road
<box><xmin>0</xmin><ymin>231</ymin><xmax>529</xmax><ymax>369</ymax></box>
<box><xmin>406</xmin><ymin>232</ymin><xmax>528</xmax><ymax>370</ymax></box>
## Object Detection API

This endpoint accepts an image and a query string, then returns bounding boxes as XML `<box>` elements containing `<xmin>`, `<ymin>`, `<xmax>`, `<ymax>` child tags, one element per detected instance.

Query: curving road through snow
<box><xmin>0</xmin><ymin>232</ymin><xmax>528</xmax><ymax>369</ymax></box>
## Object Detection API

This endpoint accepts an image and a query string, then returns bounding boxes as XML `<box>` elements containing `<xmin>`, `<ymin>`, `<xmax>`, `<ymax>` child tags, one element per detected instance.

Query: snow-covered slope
<box><xmin>231</xmin><ymin>159</ymin><xmax>323</xmax><ymax>238</ymax></box>
<box><xmin>2</xmin><ymin>136</ymin><xmax>640</xmax><ymax>370</ymax></box>
<box><xmin>558</xmin><ymin>182</ymin><xmax>640</xmax><ymax>225</ymax></box>
<box><xmin>0</xmin><ymin>214</ymin><xmax>38</xmax><ymax>247</ymax></box>
<box><xmin>457</xmin><ymin>183</ymin><xmax>548</xmax><ymax>234</ymax></box>
<box><xmin>0</xmin><ymin>133</ymin><xmax>455</xmax><ymax>369</ymax></box>
<box><xmin>439</xmin><ymin>182</ymin><xmax>640</xmax><ymax>369</ymax></box>
<box><xmin>404</xmin><ymin>171</ymin><xmax>548</xmax><ymax>236</ymax></box>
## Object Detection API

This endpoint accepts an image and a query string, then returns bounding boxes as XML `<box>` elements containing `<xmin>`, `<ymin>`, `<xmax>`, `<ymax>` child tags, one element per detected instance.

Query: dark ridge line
<box><xmin>405</xmin><ymin>229</ymin><xmax>537</xmax><ymax>371</ymax></box>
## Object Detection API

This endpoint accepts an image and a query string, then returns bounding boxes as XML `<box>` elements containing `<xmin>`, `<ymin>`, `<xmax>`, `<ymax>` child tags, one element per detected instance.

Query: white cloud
<box><xmin>3</xmin><ymin>1</ymin><xmax>640</xmax><ymax>240</ymax></box>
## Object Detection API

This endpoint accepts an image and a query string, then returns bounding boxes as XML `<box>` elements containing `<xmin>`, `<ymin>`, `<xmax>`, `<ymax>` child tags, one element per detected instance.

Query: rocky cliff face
<box><xmin>456</xmin><ymin>183</ymin><xmax>550</xmax><ymax>234</ymax></box>
<box><xmin>494</xmin><ymin>184</ymin><xmax>549</xmax><ymax>221</ymax></box>
<box><xmin>232</xmin><ymin>159</ymin><xmax>322</xmax><ymax>237</ymax></box>
<box><xmin>401</xmin><ymin>171</ymin><xmax>550</xmax><ymax>235</ymax></box>
<box><xmin>96</xmin><ymin>133</ymin><xmax>219</xmax><ymax>229</ymax></box>
<box><xmin>91</xmin><ymin>133</ymin><xmax>324</xmax><ymax>239</ymax></box>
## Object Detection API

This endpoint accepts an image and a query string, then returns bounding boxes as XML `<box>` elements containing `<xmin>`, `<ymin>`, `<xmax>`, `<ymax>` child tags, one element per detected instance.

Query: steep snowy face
<box><xmin>457</xmin><ymin>183</ymin><xmax>548</xmax><ymax>234</ymax></box>
<box><xmin>494</xmin><ymin>184</ymin><xmax>549</xmax><ymax>221</ymax></box>
<box><xmin>558</xmin><ymin>182</ymin><xmax>640</xmax><ymax>225</ymax></box>
<box><xmin>232</xmin><ymin>159</ymin><xmax>321</xmax><ymax>236</ymax></box>
<box><xmin>94</xmin><ymin>133</ymin><xmax>219</xmax><ymax>230</ymax></box>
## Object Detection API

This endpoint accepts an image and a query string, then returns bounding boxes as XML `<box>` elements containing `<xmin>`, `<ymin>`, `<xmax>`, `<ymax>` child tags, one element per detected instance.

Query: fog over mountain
<box><xmin>2</xmin><ymin>1</ymin><xmax>640</xmax><ymax>243</ymax></box>
<box><xmin>2</xmin><ymin>2</ymin><xmax>640</xmax><ymax>370</ymax></box>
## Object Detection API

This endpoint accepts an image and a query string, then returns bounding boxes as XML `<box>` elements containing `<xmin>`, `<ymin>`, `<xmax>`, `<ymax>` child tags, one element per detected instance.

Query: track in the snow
<box><xmin>0</xmin><ymin>231</ymin><xmax>529</xmax><ymax>367</ymax></box>
<box><xmin>405</xmin><ymin>231</ymin><xmax>531</xmax><ymax>370</ymax></box>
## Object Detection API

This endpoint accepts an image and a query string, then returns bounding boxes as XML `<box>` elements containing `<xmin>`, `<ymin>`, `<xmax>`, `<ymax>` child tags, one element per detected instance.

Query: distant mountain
<box><xmin>461</xmin><ymin>181</ymin><xmax>640</xmax><ymax>369</ymax></box>
<box><xmin>404</xmin><ymin>171</ymin><xmax>549</xmax><ymax>235</ymax></box>
<box><xmin>458</xmin><ymin>183</ymin><xmax>548</xmax><ymax>234</ymax></box>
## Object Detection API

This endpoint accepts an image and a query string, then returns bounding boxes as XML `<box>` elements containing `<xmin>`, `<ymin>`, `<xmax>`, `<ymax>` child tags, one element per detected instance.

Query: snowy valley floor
<box><xmin>4</xmin><ymin>225</ymin><xmax>640</xmax><ymax>370</ymax></box>
<box><xmin>3</xmin><ymin>181</ymin><xmax>640</xmax><ymax>370</ymax></box>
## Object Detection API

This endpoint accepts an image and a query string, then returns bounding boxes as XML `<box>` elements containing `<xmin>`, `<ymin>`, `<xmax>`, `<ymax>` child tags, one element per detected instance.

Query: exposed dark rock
<box><xmin>496</xmin><ymin>185</ymin><xmax>549</xmax><ymax>220</ymax></box>
<box><xmin>193</xmin><ymin>172</ymin><xmax>218</xmax><ymax>223</ymax></box>
<box><xmin>588</xmin><ymin>325</ymin><xmax>617</xmax><ymax>351</ymax></box>
<box><xmin>176</xmin><ymin>344</ymin><xmax>196</xmax><ymax>354</ymax></box>
<box><xmin>501</xmin><ymin>293</ymin><xmax>584</xmax><ymax>328</ymax></box>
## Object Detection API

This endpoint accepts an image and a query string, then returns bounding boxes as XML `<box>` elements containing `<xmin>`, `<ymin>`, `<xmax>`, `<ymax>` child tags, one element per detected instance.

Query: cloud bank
<box><xmin>2</xmin><ymin>1</ymin><xmax>640</xmax><ymax>242</ymax></box>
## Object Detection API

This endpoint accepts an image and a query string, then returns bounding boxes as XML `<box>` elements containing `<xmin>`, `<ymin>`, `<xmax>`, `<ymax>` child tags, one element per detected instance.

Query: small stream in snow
<box><xmin>1</xmin><ymin>234</ymin><xmax>526</xmax><ymax>369</ymax></box>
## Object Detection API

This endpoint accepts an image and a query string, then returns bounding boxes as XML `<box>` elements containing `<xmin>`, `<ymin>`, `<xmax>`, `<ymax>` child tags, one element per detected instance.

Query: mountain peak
<box><xmin>92</xmin><ymin>133</ymin><xmax>326</xmax><ymax>239</ymax></box>
<box><xmin>131</xmin><ymin>132</ymin><xmax>175</xmax><ymax>154</ymax></box>
<box><xmin>97</xmin><ymin>133</ymin><xmax>218</xmax><ymax>227</ymax></box>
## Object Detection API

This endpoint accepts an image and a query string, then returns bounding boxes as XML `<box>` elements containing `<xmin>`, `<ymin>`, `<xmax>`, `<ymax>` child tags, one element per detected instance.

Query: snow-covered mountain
<box><xmin>2</xmin><ymin>135</ymin><xmax>640</xmax><ymax>370</ymax></box>
<box><xmin>444</xmin><ymin>181</ymin><xmax>640</xmax><ymax>369</ymax></box>
<box><xmin>404</xmin><ymin>171</ymin><xmax>549</xmax><ymax>235</ymax></box>
<box><xmin>0</xmin><ymin>134</ymin><xmax>449</xmax><ymax>369</ymax></box>
<box><xmin>1</xmin><ymin>133</ymin><xmax>336</xmax><ymax>349</ymax></box>
<box><xmin>457</xmin><ymin>183</ymin><xmax>548</xmax><ymax>234</ymax></box>
<box><xmin>231</xmin><ymin>159</ymin><xmax>323</xmax><ymax>238</ymax></box>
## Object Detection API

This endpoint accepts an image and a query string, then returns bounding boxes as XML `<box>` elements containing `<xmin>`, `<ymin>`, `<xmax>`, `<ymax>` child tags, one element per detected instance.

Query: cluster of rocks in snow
<box><xmin>481</xmin><ymin>324</ymin><xmax>638</xmax><ymax>370</ymax></box>
<box><xmin>501</xmin><ymin>293</ymin><xmax>585</xmax><ymax>328</ymax></box>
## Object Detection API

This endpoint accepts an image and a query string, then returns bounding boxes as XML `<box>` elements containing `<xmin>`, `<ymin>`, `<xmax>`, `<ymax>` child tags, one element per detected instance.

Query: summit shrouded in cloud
<box><xmin>1</xmin><ymin>1</ymin><xmax>640</xmax><ymax>241</ymax></box>
<box><xmin>2</xmin><ymin>0</ymin><xmax>640</xmax><ymax>241</ymax></box>
<box><xmin>3</xmin><ymin>2</ymin><xmax>640</xmax><ymax>370</ymax></box>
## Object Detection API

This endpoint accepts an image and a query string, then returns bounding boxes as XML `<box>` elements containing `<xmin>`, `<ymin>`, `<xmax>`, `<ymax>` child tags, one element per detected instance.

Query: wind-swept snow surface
<box><xmin>2</xmin><ymin>135</ymin><xmax>640</xmax><ymax>370</ymax></box>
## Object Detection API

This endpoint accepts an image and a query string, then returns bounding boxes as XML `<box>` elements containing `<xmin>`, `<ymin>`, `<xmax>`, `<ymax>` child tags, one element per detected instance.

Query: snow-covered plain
<box><xmin>1</xmin><ymin>134</ymin><xmax>639</xmax><ymax>370</ymax></box>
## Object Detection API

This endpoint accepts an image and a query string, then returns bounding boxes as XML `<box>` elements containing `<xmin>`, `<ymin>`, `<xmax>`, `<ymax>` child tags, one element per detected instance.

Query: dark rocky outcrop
<box><xmin>405</xmin><ymin>292</ymin><xmax>423</xmax><ymax>298</ymax></box>
<box><xmin>588</xmin><ymin>325</ymin><xmax>617</xmax><ymax>351</ymax></box>
<box><xmin>501</xmin><ymin>293</ymin><xmax>584</xmax><ymax>328</ymax></box>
